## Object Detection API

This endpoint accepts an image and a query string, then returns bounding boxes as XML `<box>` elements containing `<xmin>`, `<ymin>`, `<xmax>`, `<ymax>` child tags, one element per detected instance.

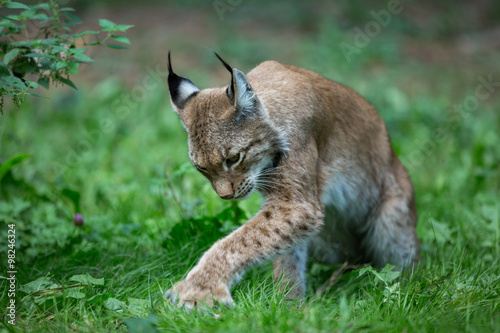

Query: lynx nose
<box><xmin>214</xmin><ymin>181</ymin><xmax>234</xmax><ymax>200</ymax></box>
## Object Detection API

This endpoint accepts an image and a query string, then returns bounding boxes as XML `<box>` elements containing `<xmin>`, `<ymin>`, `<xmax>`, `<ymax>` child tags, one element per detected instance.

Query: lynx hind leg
<box><xmin>273</xmin><ymin>241</ymin><xmax>308</xmax><ymax>299</ymax></box>
<box><xmin>362</xmin><ymin>184</ymin><xmax>419</xmax><ymax>269</ymax></box>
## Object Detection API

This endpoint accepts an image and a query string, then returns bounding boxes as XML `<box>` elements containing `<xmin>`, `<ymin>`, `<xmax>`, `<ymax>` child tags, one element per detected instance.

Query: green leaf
<box><xmin>31</xmin><ymin>13</ymin><xmax>49</xmax><ymax>22</ymax></box>
<box><xmin>6</xmin><ymin>2</ymin><xmax>31</xmax><ymax>10</ymax></box>
<box><xmin>23</xmin><ymin>52</ymin><xmax>56</xmax><ymax>58</ymax></box>
<box><xmin>70</xmin><ymin>30</ymin><xmax>99</xmax><ymax>38</ymax></box>
<box><xmin>106</xmin><ymin>43</ymin><xmax>128</xmax><ymax>50</ymax></box>
<box><xmin>110</xmin><ymin>35</ymin><xmax>130</xmax><ymax>45</ymax></box>
<box><xmin>376</xmin><ymin>265</ymin><xmax>401</xmax><ymax>283</ymax></box>
<box><xmin>358</xmin><ymin>266</ymin><xmax>374</xmax><ymax>277</ymax></box>
<box><xmin>65</xmin><ymin>12</ymin><xmax>83</xmax><ymax>22</ymax></box>
<box><xmin>123</xmin><ymin>317</ymin><xmax>159</xmax><ymax>333</ymax></box>
<box><xmin>51</xmin><ymin>45</ymin><xmax>68</xmax><ymax>53</ymax></box>
<box><xmin>26</xmin><ymin>80</ymin><xmax>38</xmax><ymax>88</ymax></box>
<box><xmin>70</xmin><ymin>48</ymin><xmax>93</xmax><ymax>62</ymax></box>
<box><xmin>60</xmin><ymin>7</ymin><xmax>75</xmax><ymax>12</ymax></box>
<box><xmin>105</xmin><ymin>298</ymin><xmax>127</xmax><ymax>311</ymax></box>
<box><xmin>37</xmin><ymin>77</ymin><xmax>49</xmax><ymax>89</ymax></box>
<box><xmin>3</xmin><ymin>48</ymin><xmax>20</xmax><ymax>65</ymax></box>
<box><xmin>54</xmin><ymin>61</ymin><xmax>68</xmax><ymax>70</ymax></box>
<box><xmin>63</xmin><ymin>19</ymin><xmax>82</xmax><ymax>27</ymax></box>
<box><xmin>10</xmin><ymin>40</ymin><xmax>35</xmax><ymax>48</ymax></box>
<box><xmin>116</xmin><ymin>24</ymin><xmax>134</xmax><ymax>32</ymax></box>
<box><xmin>66</xmin><ymin>289</ymin><xmax>86</xmax><ymax>299</ymax></box>
<box><xmin>57</xmin><ymin>76</ymin><xmax>77</xmax><ymax>89</ymax></box>
<box><xmin>38</xmin><ymin>58</ymin><xmax>54</xmax><ymax>70</ymax></box>
<box><xmin>34</xmin><ymin>38</ymin><xmax>61</xmax><ymax>46</ymax></box>
<box><xmin>0</xmin><ymin>61</ymin><xmax>9</xmax><ymax>76</ymax></box>
<box><xmin>359</xmin><ymin>264</ymin><xmax>401</xmax><ymax>286</ymax></box>
<box><xmin>16</xmin><ymin>9</ymin><xmax>35</xmax><ymax>20</ymax></box>
<box><xmin>20</xmin><ymin>275</ymin><xmax>53</xmax><ymax>294</ymax></box>
<box><xmin>99</xmin><ymin>19</ymin><xmax>116</xmax><ymax>31</ymax></box>
<box><xmin>29</xmin><ymin>92</ymin><xmax>48</xmax><ymax>98</ymax></box>
<box><xmin>1</xmin><ymin>75</ymin><xmax>27</xmax><ymax>89</ymax></box>
<box><xmin>69</xmin><ymin>274</ymin><xmax>104</xmax><ymax>286</ymax></box>
<box><xmin>127</xmin><ymin>298</ymin><xmax>149</xmax><ymax>317</ymax></box>
<box><xmin>67</xmin><ymin>62</ymin><xmax>79</xmax><ymax>75</ymax></box>
<box><xmin>31</xmin><ymin>3</ymin><xmax>50</xmax><ymax>10</ymax></box>
<box><xmin>0</xmin><ymin>153</ymin><xmax>31</xmax><ymax>182</ymax></box>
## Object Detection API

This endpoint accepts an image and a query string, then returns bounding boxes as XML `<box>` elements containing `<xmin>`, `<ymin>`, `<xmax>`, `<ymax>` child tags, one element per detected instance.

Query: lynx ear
<box><xmin>167</xmin><ymin>52</ymin><xmax>200</xmax><ymax>111</ymax></box>
<box><xmin>214</xmin><ymin>52</ymin><xmax>259</xmax><ymax>119</ymax></box>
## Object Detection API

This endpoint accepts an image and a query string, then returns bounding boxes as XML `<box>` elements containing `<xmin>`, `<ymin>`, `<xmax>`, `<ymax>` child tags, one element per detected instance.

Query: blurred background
<box><xmin>1</xmin><ymin>0</ymin><xmax>499</xmax><ymax>311</ymax></box>
<box><xmin>59</xmin><ymin>0</ymin><xmax>500</xmax><ymax>83</ymax></box>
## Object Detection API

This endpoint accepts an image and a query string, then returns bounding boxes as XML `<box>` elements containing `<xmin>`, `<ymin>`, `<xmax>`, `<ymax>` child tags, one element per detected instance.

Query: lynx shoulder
<box><xmin>165</xmin><ymin>52</ymin><xmax>419</xmax><ymax>309</ymax></box>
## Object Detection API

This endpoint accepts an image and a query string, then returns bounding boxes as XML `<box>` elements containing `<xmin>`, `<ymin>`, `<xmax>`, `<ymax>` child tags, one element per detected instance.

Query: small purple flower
<box><xmin>73</xmin><ymin>213</ymin><xmax>84</xmax><ymax>227</ymax></box>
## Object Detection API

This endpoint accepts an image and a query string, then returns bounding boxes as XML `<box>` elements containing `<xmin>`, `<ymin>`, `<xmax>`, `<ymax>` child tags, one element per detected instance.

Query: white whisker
<box><xmin>259</xmin><ymin>166</ymin><xmax>286</xmax><ymax>174</ymax></box>
<box><xmin>257</xmin><ymin>170</ymin><xmax>285</xmax><ymax>178</ymax></box>
<box><xmin>254</xmin><ymin>180</ymin><xmax>285</xmax><ymax>196</ymax></box>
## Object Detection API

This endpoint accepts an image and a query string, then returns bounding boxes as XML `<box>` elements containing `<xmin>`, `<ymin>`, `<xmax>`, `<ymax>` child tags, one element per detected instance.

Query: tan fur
<box><xmin>165</xmin><ymin>58</ymin><xmax>419</xmax><ymax>309</ymax></box>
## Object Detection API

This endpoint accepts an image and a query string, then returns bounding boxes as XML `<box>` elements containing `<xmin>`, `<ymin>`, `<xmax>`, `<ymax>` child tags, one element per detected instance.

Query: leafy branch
<box><xmin>0</xmin><ymin>0</ymin><xmax>133</xmax><ymax>112</ymax></box>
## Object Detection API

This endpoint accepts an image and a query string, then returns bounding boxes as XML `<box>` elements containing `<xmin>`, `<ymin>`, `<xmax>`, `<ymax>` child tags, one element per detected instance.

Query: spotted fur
<box><xmin>165</xmin><ymin>53</ymin><xmax>419</xmax><ymax>309</ymax></box>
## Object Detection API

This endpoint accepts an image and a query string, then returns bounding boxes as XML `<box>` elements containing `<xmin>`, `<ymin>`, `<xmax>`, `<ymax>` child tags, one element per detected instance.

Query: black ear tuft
<box><xmin>213</xmin><ymin>51</ymin><xmax>235</xmax><ymax>101</ymax></box>
<box><xmin>168</xmin><ymin>51</ymin><xmax>174</xmax><ymax>75</ymax></box>
<box><xmin>213</xmin><ymin>52</ymin><xmax>258</xmax><ymax>119</ymax></box>
<box><xmin>213</xmin><ymin>52</ymin><xmax>233</xmax><ymax>74</ymax></box>
<box><xmin>167</xmin><ymin>52</ymin><xmax>200</xmax><ymax>110</ymax></box>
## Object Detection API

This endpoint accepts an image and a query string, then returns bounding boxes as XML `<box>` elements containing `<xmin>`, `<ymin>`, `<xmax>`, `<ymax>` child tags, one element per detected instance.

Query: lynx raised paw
<box><xmin>165</xmin><ymin>279</ymin><xmax>234</xmax><ymax>310</ymax></box>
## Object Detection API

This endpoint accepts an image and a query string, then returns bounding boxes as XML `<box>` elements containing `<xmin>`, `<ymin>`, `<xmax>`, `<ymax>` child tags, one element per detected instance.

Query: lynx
<box><xmin>165</xmin><ymin>52</ymin><xmax>419</xmax><ymax>309</ymax></box>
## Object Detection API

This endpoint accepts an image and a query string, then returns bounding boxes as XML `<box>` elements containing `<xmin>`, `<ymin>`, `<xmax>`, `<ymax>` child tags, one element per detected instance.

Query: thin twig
<box><xmin>315</xmin><ymin>261</ymin><xmax>368</xmax><ymax>296</ymax></box>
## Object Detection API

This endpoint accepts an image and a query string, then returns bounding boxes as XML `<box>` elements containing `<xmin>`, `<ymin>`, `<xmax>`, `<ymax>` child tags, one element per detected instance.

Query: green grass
<box><xmin>1</xmin><ymin>11</ymin><xmax>500</xmax><ymax>332</ymax></box>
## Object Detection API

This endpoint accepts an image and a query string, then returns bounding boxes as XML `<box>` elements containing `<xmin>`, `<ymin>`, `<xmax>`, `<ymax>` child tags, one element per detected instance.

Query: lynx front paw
<box><xmin>165</xmin><ymin>279</ymin><xmax>234</xmax><ymax>310</ymax></box>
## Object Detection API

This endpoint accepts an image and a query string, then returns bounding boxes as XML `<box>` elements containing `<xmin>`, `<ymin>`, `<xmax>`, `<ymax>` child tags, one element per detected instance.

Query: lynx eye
<box><xmin>194</xmin><ymin>165</ymin><xmax>208</xmax><ymax>174</ymax></box>
<box><xmin>224</xmin><ymin>152</ymin><xmax>243</xmax><ymax>169</ymax></box>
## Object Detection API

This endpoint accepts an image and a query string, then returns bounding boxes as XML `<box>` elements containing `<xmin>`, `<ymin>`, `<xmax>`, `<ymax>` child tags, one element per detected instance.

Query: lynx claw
<box><xmin>165</xmin><ymin>280</ymin><xmax>234</xmax><ymax>311</ymax></box>
<box><xmin>164</xmin><ymin>288</ymin><xmax>178</xmax><ymax>305</ymax></box>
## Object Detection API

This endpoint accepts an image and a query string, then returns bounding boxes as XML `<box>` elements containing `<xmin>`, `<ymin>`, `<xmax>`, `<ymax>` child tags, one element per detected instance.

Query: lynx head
<box><xmin>167</xmin><ymin>52</ymin><xmax>288</xmax><ymax>200</ymax></box>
